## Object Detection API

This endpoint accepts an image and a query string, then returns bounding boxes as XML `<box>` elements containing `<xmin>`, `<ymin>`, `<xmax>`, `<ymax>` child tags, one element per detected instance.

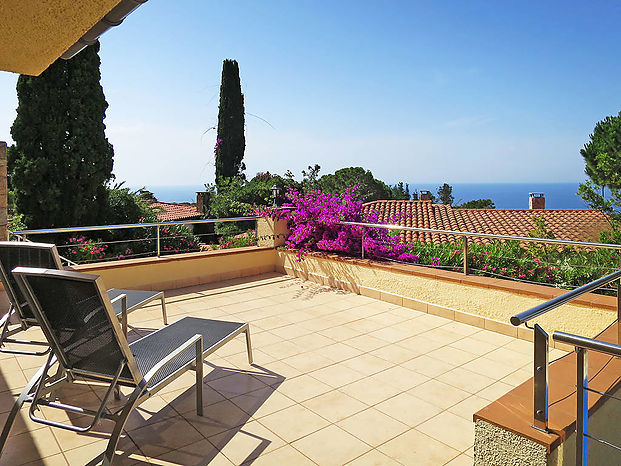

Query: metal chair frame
<box><xmin>0</xmin><ymin>241</ymin><xmax>166</xmax><ymax>356</ymax></box>
<box><xmin>0</xmin><ymin>267</ymin><xmax>252</xmax><ymax>465</ymax></box>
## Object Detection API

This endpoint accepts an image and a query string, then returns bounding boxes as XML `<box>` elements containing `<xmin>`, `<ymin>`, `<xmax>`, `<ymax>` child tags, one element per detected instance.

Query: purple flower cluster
<box><xmin>255</xmin><ymin>187</ymin><xmax>420</xmax><ymax>263</ymax></box>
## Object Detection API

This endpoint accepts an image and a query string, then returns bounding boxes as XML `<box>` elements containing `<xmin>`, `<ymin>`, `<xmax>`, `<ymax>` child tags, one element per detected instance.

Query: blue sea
<box><xmin>138</xmin><ymin>182</ymin><xmax>588</xmax><ymax>210</ymax></box>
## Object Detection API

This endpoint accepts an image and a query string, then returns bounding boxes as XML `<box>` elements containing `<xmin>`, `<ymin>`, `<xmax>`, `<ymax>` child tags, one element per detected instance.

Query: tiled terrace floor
<box><xmin>0</xmin><ymin>273</ymin><xmax>565</xmax><ymax>465</ymax></box>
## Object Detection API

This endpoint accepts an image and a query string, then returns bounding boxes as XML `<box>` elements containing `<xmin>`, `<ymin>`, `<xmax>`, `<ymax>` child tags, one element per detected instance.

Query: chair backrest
<box><xmin>0</xmin><ymin>242</ymin><xmax>63</xmax><ymax>323</ymax></box>
<box><xmin>12</xmin><ymin>267</ymin><xmax>141</xmax><ymax>385</ymax></box>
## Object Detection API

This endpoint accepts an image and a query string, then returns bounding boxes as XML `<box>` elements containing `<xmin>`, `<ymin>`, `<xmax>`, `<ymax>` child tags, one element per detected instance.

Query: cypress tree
<box><xmin>215</xmin><ymin>59</ymin><xmax>245</xmax><ymax>186</ymax></box>
<box><xmin>9</xmin><ymin>41</ymin><xmax>114</xmax><ymax>229</ymax></box>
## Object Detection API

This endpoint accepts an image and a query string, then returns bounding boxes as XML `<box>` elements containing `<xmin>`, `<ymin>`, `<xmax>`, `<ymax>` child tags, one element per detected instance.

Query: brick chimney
<box><xmin>196</xmin><ymin>191</ymin><xmax>210</xmax><ymax>215</ymax></box>
<box><xmin>529</xmin><ymin>192</ymin><xmax>545</xmax><ymax>210</ymax></box>
<box><xmin>420</xmin><ymin>190</ymin><xmax>432</xmax><ymax>201</ymax></box>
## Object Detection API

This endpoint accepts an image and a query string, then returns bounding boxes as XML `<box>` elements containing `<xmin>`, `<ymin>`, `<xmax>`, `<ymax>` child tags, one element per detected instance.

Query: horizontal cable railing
<box><xmin>10</xmin><ymin>217</ymin><xmax>260</xmax><ymax>265</ymax></box>
<box><xmin>552</xmin><ymin>331</ymin><xmax>621</xmax><ymax>465</ymax></box>
<box><xmin>339</xmin><ymin>221</ymin><xmax>621</xmax><ymax>291</ymax></box>
<box><xmin>508</xmin><ymin>271</ymin><xmax>621</xmax><ymax>439</ymax></box>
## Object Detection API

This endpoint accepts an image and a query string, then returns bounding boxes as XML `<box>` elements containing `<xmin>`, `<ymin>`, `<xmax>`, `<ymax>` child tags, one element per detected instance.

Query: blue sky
<box><xmin>1</xmin><ymin>1</ymin><xmax>620</xmax><ymax>187</ymax></box>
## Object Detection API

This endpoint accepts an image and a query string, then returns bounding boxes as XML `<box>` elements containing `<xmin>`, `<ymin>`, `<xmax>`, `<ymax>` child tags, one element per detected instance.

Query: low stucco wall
<box><xmin>277</xmin><ymin>250</ymin><xmax>616</xmax><ymax>340</ymax></box>
<box><xmin>474</xmin><ymin>420</ymin><xmax>548</xmax><ymax>466</ymax></box>
<box><xmin>75</xmin><ymin>246</ymin><xmax>278</xmax><ymax>291</ymax></box>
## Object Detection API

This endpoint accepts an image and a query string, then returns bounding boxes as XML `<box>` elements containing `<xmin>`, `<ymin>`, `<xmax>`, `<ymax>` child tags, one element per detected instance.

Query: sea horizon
<box><xmin>135</xmin><ymin>182</ymin><xmax>589</xmax><ymax>210</ymax></box>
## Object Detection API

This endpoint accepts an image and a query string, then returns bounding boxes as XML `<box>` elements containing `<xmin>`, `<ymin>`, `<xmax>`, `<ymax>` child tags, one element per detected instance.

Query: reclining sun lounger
<box><xmin>0</xmin><ymin>267</ymin><xmax>252</xmax><ymax>465</ymax></box>
<box><xmin>0</xmin><ymin>241</ymin><xmax>168</xmax><ymax>355</ymax></box>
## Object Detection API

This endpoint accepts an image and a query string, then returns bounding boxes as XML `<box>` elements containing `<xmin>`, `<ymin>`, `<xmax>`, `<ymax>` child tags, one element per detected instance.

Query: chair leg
<box><xmin>160</xmin><ymin>296</ymin><xmax>168</xmax><ymax>325</ymax></box>
<box><xmin>0</xmin><ymin>364</ymin><xmax>46</xmax><ymax>458</ymax></box>
<box><xmin>195</xmin><ymin>338</ymin><xmax>203</xmax><ymax>417</ymax></box>
<box><xmin>102</xmin><ymin>385</ymin><xmax>145</xmax><ymax>466</ymax></box>
<box><xmin>244</xmin><ymin>327</ymin><xmax>254</xmax><ymax>365</ymax></box>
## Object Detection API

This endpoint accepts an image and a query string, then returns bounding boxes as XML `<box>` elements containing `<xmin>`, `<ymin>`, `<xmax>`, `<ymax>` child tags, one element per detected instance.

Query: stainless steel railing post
<box><xmin>361</xmin><ymin>231</ymin><xmax>365</xmax><ymax>259</ymax></box>
<box><xmin>618</xmin><ymin>279</ymin><xmax>621</xmax><ymax>346</ymax></box>
<box><xmin>156</xmin><ymin>225</ymin><xmax>161</xmax><ymax>257</ymax></box>
<box><xmin>463</xmin><ymin>237</ymin><xmax>469</xmax><ymax>275</ymax></box>
<box><xmin>576</xmin><ymin>347</ymin><xmax>588</xmax><ymax>466</ymax></box>
<box><xmin>533</xmin><ymin>323</ymin><xmax>549</xmax><ymax>432</ymax></box>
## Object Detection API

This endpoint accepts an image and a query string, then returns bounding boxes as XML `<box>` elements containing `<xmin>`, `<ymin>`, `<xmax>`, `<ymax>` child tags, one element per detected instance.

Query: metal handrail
<box><xmin>11</xmin><ymin>216</ymin><xmax>259</xmax><ymax>236</ymax></box>
<box><xmin>552</xmin><ymin>331</ymin><xmax>621</xmax><ymax>466</ymax></box>
<box><xmin>510</xmin><ymin>269</ymin><xmax>621</xmax><ymax>326</ymax></box>
<box><xmin>10</xmin><ymin>216</ymin><xmax>260</xmax><ymax>260</ymax></box>
<box><xmin>507</xmin><ymin>270</ymin><xmax>621</xmax><ymax>435</ymax></box>
<box><xmin>339</xmin><ymin>221</ymin><xmax>621</xmax><ymax>251</ymax></box>
<box><xmin>553</xmin><ymin>331</ymin><xmax>621</xmax><ymax>358</ymax></box>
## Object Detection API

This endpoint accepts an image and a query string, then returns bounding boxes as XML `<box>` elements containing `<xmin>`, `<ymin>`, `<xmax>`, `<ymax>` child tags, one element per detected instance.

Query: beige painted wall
<box><xmin>277</xmin><ymin>250</ymin><xmax>616</xmax><ymax>339</ymax></box>
<box><xmin>75</xmin><ymin>247</ymin><xmax>277</xmax><ymax>291</ymax></box>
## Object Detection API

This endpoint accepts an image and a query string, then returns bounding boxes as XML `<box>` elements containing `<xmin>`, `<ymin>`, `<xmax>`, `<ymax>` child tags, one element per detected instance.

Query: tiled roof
<box><xmin>150</xmin><ymin>202</ymin><xmax>202</xmax><ymax>222</ymax></box>
<box><xmin>363</xmin><ymin>200</ymin><xmax>611</xmax><ymax>244</ymax></box>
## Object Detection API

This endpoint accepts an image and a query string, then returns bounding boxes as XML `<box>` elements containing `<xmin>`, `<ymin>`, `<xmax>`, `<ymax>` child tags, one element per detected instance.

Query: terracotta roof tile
<box><xmin>150</xmin><ymin>202</ymin><xmax>202</xmax><ymax>222</ymax></box>
<box><xmin>363</xmin><ymin>201</ymin><xmax>611</xmax><ymax>245</ymax></box>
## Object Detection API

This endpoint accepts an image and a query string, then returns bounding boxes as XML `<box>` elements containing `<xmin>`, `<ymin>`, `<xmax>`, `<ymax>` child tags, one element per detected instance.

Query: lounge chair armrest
<box><xmin>143</xmin><ymin>334</ymin><xmax>203</xmax><ymax>386</ymax></box>
<box><xmin>110</xmin><ymin>294</ymin><xmax>128</xmax><ymax>336</ymax></box>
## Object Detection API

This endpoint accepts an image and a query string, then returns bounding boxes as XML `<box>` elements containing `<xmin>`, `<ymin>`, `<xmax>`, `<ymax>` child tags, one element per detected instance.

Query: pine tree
<box><xmin>9</xmin><ymin>42</ymin><xmax>114</xmax><ymax>229</ymax></box>
<box><xmin>437</xmin><ymin>183</ymin><xmax>454</xmax><ymax>205</ymax></box>
<box><xmin>215</xmin><ymin>59</ymin><xmax>245</xmax><ymax>186</ymax></box>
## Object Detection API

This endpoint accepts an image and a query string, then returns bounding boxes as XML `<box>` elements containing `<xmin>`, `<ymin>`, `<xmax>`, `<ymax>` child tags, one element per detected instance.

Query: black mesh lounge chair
<box><xmin>0</xmin><ymin>241</ymin><xmax>168</xmax><ymax>355</ymax></box>
<box><xmin>0</xmin><ymin>267</ymin><xmax>252</xmax><ymax>465</ymax></box>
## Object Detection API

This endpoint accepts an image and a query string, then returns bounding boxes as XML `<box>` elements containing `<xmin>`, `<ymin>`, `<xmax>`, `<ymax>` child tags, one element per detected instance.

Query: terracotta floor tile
<box><xmin>369</xmin><ymin>344</ymin><xmax>417</xmax><ymax>364</ymax></box>
<box><xmin>441</xmin><ymin>321</ymin><xmax>481</xmax><ymax>337</ymax></box>
<box><xmin>63</xmin><ymin>435</ymin><xmax>144</xmax><ymax>466</ymax></box>
<box><xmin>447</xmin><ymin>395</ymin><xmax>492</xmax><ymax>421</ymax></box>
<box><xmin>462</xmin><ymin>356</ymin><xmax>516</xmax><ymax>380</ymax></box>
<box><xmin>150</xmin><ymin>438</ymin><xmax>232</xmax><ymax>465</ymax></box>
<box><xmin>209</xmin><ymin>419</ymin><xmax>286</xmax><ymax>464</ymax></box>
<box><xmin>427</xmin><ymin>346</ymin><xmax>478</xmax><ymax>366</ymax></box>
<box><xmin>408</xmin><ymin>379</ymin><xmax>470</xmax><ymax>410</ymax></box>
<box><xmin>293</xmin><ymin>424</ymin><xmax>371</xmax><ymax>465</ymax></box>
<box><xmin>230</xmin><ymin>386</ymin><xmax>296</xmax><ymax>418</ymax></box>
<box><xmin>341</xmin><ymin>353</ymin><xmax>394</xmax><ymax>376</ymax></box>
<box><xmin>302</xmin><ymin>389</ymin><xmax>367</xmax><ymax>423</ymax></box>
<box><xmin>449</xmin><ymin>336</ymin><xmax>499</xmax><ymax>356</ymax></box>
<box><xmin>345</xmin><ymin>449</ymin><xmax>402</xmax><ymax>465</ymax></box>
<box><xmin>0</xmin><ymin>428</ymin><xmax>61</xmax><ymax>465</ymax></box>
<box><xmin>0</xmin><ymin>274</ymin><xmax>536</xmax><ymax>464</ymax></box>
<box><xmin>339</xmin><ymin>377</ymin><xmax>402</xmax><ymax>406</ymax></box>
<box><xmin>338</xmin><ymin>408</ymin><xmax>408</xmax><ymax>447</ymax></box>
<box><xmin>436</xmin><ymin>366</ymin><xmax>495</xmax><ymax>394</ymax></box>
<box><xmin>246</xmin><ymin>444</ymin><xmax>316</xmax><ymax>465</ymax></box>
<box><xmin>258</xmin><ymin>404</ymin><xmax>329</xmax><ymax>443</ymax></box>
<box><xmin>400</xmin><ymin>354</ymin><xmax>457</xmax><ymax>378</ymax></box>
<box><xmin>477</xmin><ymin>380</ymin><xmax>514</xmax><ymax>401</ymax></box>
<box><xmin>314</xmin><ymin>342</ymin><xmax>363</xmax><ymax>363</ymax></box>
<box><xmin>416</xmin><ymin>411</ymin><xmax>475</xmax><ymax>452</ymax></box>
<box><xmin>22</xmin><ymin>452</ymin><xmax>69</xmax><ymax>466</ymax></box>
<box><xmin>470</xmin><ymin>330</ymin><xmax>514</xmax><ymax>346</ymax></box>
<box><xmin>275</xmin><ymin>373</ymin><xmax>332</xmax><ymax>402</ymax></box>
<box><xmin>207</xmin><ymin>372</ymin><xmax>267</xmax><ymax>398</ymax></box>
<box><xmin>159</xmin><ymin>385</ymin><xmax>226</xmax><ymax>414</ymax></box>
<box><xmin>501</xmin><ymin>367</ymin><xmax>532</xmax><ymax>387</ymax></box>
<box><xmin>310</xmin><ymin>364</ymin><xmax>365</xmax><ymax>388</ymax></box>
<box><xmin>344</xmin><ymin>334</ymin><xmax>390</xmax><ymax>352</ymax></box>
<box><xmin>127</xmin><ymin>415</ymin><xmax>203</xmax><ymax>458</ymax></box>
<box><xmin>396</xmin><ymin>335</ymin><xmax>444</xmax><ymax>355</ymax></box>
<box><xmin>375</xmin><ymin>392</ymin><xmax>442</xmax><ymax>427</ymax></box>
<box><xmin>446</xmin><ymin>453</ymin><xmax>475</xmax><ymax>465</ymax></box>
<box><xmin>378</xmin><ymin>429</ymin><xmax>460</xmax><ymax>465</ymax></box>
<box><xmin>282</xmin><ymin>352</ymin><xmax>335</xmax><ymax>373</ymax></box>
<box><xmin>377</xmin><ymin>365</ymin><xmax>429</xmax><ymax>391</ymax></box>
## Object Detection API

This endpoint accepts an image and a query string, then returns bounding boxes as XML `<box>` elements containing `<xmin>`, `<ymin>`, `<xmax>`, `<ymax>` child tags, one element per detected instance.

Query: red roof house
<box><xmin>363</xmin><ymin>194</ymin><xmax>611</xmax><ymax>245</ymax></box>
